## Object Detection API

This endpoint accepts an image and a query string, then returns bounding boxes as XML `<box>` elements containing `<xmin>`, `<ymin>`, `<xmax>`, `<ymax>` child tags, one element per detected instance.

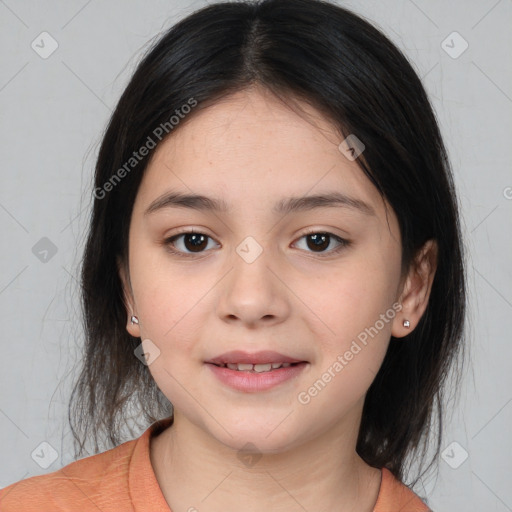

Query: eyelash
<box><xmin>162</xmin><ymin>229</ymin><xmax>351</xmax><ymax>259</ymax></box>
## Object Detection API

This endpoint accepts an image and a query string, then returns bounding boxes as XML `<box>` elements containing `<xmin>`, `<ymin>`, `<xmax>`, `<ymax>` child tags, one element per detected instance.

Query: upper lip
<box><xmin>205</xmin><ymin>350</ymin><xmax>307</xmax><ymax>365</ymax></box>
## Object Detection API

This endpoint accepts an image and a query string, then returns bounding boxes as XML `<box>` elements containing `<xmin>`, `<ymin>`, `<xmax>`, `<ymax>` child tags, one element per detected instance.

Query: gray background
<box><xmin>1</xmin><ymin>0</ymin><xmax>511</xmax><ymax>510</ymax></box>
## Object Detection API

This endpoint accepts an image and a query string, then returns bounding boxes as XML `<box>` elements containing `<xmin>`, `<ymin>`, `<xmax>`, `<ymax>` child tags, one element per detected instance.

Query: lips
<box><xmin>205</xmin><ymin>350</ymin><xmax>307</xmax><ymax>366</ymax></box>
<box><xmin>206</xmin><ymin>358</ymin><xmax>309</xmax><ymax>392</ymax></box>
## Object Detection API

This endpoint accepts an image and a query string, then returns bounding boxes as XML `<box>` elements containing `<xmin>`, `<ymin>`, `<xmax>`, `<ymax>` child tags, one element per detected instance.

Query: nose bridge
<box><xmin>217</xmin><ymin>234</ymin><xmax>288</xmax><ymax>325</ymax></box>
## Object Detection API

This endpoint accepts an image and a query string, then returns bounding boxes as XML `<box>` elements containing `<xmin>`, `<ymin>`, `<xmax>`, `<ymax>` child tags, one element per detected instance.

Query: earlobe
<box><xmin>392</xmin><ymin>239</ymin><xmax>438</xmax><ymax>338</ymax></box>
<box><xmin>127</xmin><ymin>314</ymin><xmax>141</xmax><ymax>337</ymax></box>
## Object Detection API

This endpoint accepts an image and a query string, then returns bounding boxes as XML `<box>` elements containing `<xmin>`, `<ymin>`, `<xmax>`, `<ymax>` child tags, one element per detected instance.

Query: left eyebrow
<box><xmin>274</xmin><ymin>191</ymin><xmax>376</xmax><ymax>217</ymax></box>
<box><xmin>144</xmin><ymin>190</ymin><xmax>376</xmax><ymax>217</ymax></box>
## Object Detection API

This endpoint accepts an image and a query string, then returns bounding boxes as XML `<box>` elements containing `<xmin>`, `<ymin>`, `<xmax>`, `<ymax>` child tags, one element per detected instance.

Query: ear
<box><xmin>392</xmin><ymin>239</ymin><xmax>438</xmax><ymax>338</ymax></box>
<box><xmin>117</xmin><ymin>256</ymin><xmax>141</xmax><ymax>338</ymax></box>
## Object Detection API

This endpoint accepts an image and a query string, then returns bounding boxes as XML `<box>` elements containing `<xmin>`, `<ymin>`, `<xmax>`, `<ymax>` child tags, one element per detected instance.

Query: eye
<box><xmin>293</xmin><ymin>230</ymin><xmax>350</xmax><ymax>256</ymax></box>
<box><xmin>164</xmin><ymin>231</ymin><xmax>219</xmax><ymax>257</ymax></box>
<box><xmin>163</xmin><ymin>229</ymin><xmax>350</xmax><ymax>258</ymax></box>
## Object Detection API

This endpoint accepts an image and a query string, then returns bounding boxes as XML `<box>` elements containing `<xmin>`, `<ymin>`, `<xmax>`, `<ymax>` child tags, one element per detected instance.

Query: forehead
<box><xmin>135</xmin><ymin>88</ymin><xmax>387</xmax><ymax>220</ymax></box>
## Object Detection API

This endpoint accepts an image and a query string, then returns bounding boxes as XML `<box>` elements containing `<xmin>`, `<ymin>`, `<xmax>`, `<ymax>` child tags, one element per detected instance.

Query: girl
<box><xmin>0</xmin><ymin>0</ymin><xmax>466</xmax><ymax>510</ymax></box>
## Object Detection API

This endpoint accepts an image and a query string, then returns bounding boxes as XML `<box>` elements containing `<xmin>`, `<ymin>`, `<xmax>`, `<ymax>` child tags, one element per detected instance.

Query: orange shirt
<box><xmin>0</xmin><ymin>417</ymin><xmax>430</xmax><ymax>511</ymax></box>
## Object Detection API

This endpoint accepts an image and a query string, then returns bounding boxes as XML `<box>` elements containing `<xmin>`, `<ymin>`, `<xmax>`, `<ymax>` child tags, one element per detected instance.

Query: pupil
<box><xmin>308</xmin><ymin>233</ymin><xmax>329</xmax><ymax>252</ymax></box>
<box><xmin>185</xmin><ymin>233</ymin><xmax>207</xmax><ymax>252</ymax></box>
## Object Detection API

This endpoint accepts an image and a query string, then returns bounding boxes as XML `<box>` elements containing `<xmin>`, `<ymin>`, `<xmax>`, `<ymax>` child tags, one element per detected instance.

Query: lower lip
<box><xmin>205</xmin><ymin>362</ymin><xmax>308</xmax><ymax>392</ymax></box>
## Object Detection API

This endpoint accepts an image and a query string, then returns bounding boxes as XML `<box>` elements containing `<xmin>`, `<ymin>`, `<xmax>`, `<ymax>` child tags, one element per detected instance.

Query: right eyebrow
<box><xmin>144</xmin><ymin>191</ymin><xmax>230</xmax><ymax>216</ymax></box>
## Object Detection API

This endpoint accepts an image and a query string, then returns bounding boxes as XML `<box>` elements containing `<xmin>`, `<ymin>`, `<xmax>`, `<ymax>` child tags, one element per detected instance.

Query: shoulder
<box><xmin>374</xmin><ymin>468</ymin><xmax>432</xmax><ymax>512</ymax></box>
<box><xmin>0</xmin><ymin>437</ymin><xmax>138</xmax><ymax>512</ymax></box>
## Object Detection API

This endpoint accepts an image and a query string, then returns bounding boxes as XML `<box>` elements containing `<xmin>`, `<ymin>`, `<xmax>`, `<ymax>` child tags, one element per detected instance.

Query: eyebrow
<box><xmin>144</xmin><ymin>190</ymin><xmax>376</xmax><ymax>217</ymax></box>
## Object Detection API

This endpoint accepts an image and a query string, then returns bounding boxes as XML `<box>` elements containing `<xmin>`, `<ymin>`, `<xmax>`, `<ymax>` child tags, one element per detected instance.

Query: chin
<box><xmin>206</xmin><ymin>422</ymin><xmax>303</xmax><ymax>455</ymax></box>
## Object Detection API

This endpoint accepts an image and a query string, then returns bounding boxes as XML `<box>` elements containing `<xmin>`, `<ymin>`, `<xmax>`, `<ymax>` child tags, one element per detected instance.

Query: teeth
<box><xmin>253</xmin><ymin>363</ymin><xmax>272</xmax><ymax>372</ymax></box>
<box><xmin>219</xmin><ymin>362</ymin><xmax>296</xmax><ymax>372</ymax></box>
<box><xmin>236</xmin><ymin>363</ymin><xmax>254</xmax><ymax>371</ymax></box>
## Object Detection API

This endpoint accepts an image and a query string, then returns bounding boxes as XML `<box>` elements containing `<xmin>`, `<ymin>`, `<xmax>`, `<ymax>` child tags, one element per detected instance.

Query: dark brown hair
<box><xmin>69</xmin><ymin>0</ymin><xmax>467</xmax><ymax>486</ymax></box>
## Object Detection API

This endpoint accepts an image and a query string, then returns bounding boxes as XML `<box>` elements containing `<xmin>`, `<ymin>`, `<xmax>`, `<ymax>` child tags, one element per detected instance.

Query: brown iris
<box><xmin>306</xmin><ymin>233</ymin><xmax>330</xmax><ymax>252</ymax></box>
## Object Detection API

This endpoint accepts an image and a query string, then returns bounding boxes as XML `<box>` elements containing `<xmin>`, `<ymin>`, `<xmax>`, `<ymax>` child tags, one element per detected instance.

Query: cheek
<box><xmin>297</xmin><ymin>280</ymin><xmax>394</xmax><ymax>418</ymax></box>
<box><xmin>300</xmin><ymin>259</ymin><xmax>398</xmax><ymax>393</ymax></box>
<box><xmin>129</xmin><ymin>247</ymin><xmax>205</xmax><ymax>357</ymax></box>
<box><xmin>309</xmin><ymin>262</ymin><xmax>397</xmax><ymax>341</ymax></box>
<box><xmin>131</xmin><ymin>269</ymin><xmax>209</xmax><ymax>408</ymax></box>
<box><xmin>135</xmin><ymin>278</ymin><xmax>206</xmax><ymax>352</ymax></box>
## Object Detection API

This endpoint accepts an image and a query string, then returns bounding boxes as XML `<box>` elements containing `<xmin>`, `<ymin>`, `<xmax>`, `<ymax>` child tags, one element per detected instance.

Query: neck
<box><xmin>150</xmin><ymin>402</ymin><xmax>382</xmax><ymax>512</ymax></box>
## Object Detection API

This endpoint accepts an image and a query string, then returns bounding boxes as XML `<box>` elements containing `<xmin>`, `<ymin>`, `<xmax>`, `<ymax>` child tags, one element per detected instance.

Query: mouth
<box><xmin>205</xmin><ymin>350</ymin><xmax>308</xmax><ymax>372</ymax></box>
<box><xmin>205</xmin><ymin>354</ymin><xmax>309</xmax><ymax>392</ymax></box>
<box><xmin>205</xmin><ymin>350</ymin><xmax>309</xmax><ymax>393</ymax></box>
<box><xmin>207</xmin><ymin>361</ymin><xmax>304</xmax><ymax>373</ymax></box>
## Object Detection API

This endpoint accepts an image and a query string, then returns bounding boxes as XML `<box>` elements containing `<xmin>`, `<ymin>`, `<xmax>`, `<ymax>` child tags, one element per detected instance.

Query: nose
<box><xmin>216</xmin><ymin>241</ymin><xmax>290</xmax><ymax>328</ymax></box>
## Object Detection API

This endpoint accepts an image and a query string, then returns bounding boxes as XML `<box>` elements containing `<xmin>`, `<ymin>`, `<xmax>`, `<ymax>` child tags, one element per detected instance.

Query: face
<box><xmin>120</xmin><ymin>87</ymin><xmax>409</xmax><ymax>453</ymax></box>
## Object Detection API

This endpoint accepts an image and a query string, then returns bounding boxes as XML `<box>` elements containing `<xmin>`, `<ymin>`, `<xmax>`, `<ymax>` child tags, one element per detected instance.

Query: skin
<box><xmin>119</xmin><ymin>85</ymin><xmax>437</xmax><ymax>512</ymax></box>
